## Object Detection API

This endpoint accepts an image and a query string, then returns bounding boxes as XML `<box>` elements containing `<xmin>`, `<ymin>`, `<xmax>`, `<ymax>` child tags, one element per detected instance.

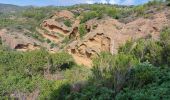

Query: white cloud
<box><xmin>100</xmin><ymin>0</ymin><xmax>107</xmax><ymax>4</ymax></box>
<box><xmin>86</xmin><ymin>0</ymin><xmax>94</xmax><ymax>4</ymax></box>
<box><xmin>55</xmin><ymin>0</ymin><xmax>149</xmax><ymax>6</ymax></box>
<box><xmin>110</xmin><ymin>0</ymin><xmax>121</xmax><ymax>4</ymax></box>
<box><xmin>121</xmin><ymin>0</ymin><xmax>135</xmax><ymax>5</ymax></box>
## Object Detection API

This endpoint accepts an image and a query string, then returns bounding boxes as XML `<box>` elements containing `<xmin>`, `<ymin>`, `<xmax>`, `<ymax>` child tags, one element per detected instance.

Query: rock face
<box><xmin>0</xmin><ymin>28</ymin><xmax>59</xmax><ymax>52</ymax></box>
<box><xmin>38</xmin><ymin>9</ymin><xmax>170</xmax><ymax>67</ymax></box>
<box><xmin>0</xmin><ymin>29</ymin><xmax>41</xmax><ymax>51</ymax></box>
<box><xmin>39</xmin><ymin>10</ymin><xmax>82</xmax><ymax>48</ymax></box>
<box><xmin>66</xmin><ymin>18</ymin><xmax>127</xmax><ymax>66</ymax></box>
<box><xmin>2</xmin><ymin>9</ymin><xmax>169</xmax><ymax>66</ymax></box>
<box><xmin>65</xmin><ymin>11</ymin><xmax>170</xmax><ymax>66</ymax></box>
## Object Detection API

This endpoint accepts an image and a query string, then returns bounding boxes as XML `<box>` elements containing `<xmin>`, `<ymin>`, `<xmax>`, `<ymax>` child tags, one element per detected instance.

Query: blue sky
<box><xmin>0</xmin><ymin>0</ymin><xmax>150</xmax><ymax>6</ymax></box>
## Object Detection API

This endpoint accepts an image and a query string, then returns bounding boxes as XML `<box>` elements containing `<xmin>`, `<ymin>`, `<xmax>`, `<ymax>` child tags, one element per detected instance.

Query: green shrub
<box><xmin>106</xmin><ymin>7</ymin><xmax>120</xmax><ymax>19</ymax></box>
<box><xmin>80</xmin><ymin>11</ymin><xmax>98</xmax><ymax>23</ymax></box>
<box><xmin>160</xmin><ymin>28</ymin><xmax>170</xmax><ymax>65</ymax></box>
<box><xmin>39</xmin><ymin>80</ymin><xmax>70</xmax><ymax>100</ymax></box>
<box><xmin>64</xmin><ymin>66</ymin><xmax>90</xmax><ymax>83</ymax></box>
<box><xmin>127</xmin><ymin>62</ymin><xmax>158</xmax><ymax>88</ymax></box>
<box><xmin>64</xmin><ymin>19</ymin><xmax>72</xmax><ymax>27</ymax></box>
<box><xmin>0</xmin><ymin>18</ymin><xmax>18</xmax><ymax>27</ymax></box>
<box><xmin>67</xmin><ymin>86</ymin><xmax>114</xmax><ymax>100</ymax></box>
<box><xmin>46</xmin><ymin>39</ymin><xmax>51</xmax><ymax>43</ymax></box>
<box><xmin>22</xmin><ymin>50</ymin><xmax>49</xmax><ymax>75</ymax></box>
<box><xmin>78</xmin><ymin>24</ymin><xmax>87</xmax><ymax>38</ymax></box>
<box><xmin>49</xmin><ymin>80</ymin><xmax>71</xmax><ymax>100</ymax></box>
<box><xmin>116</xmin><ymin>66</ymin><xmax>170</xmax><ymax>100</ymax></box>
<box><xmin>50</xmin><ymin>52</ymin><xmax>74</xmax><ymax>71</ymax></box>
<box><xmin>91</xmin><ymin>52</ymin><xmax>139</xmax><ymax>90</ymax></box>
<box><xmin>22</xmin><ymin>8</ymin><xmax>47</xmax><ymax>21</ymax></box>
<box><xmin>62</xmin><ymin>36</ymin><xmax>70</xmax><ymax>44</ymax></box>
<box><xmin>147</xmin><ymin>0</ymin><xmax>163</xmax><ymax>6</ymax></box>
<box><xmin>133</xmin><ymin>5</ymin><xmax>146</xmax><ymax>16</ymax></box>
<box><xmin>120</xmin><ymin>39</ymin><xmax>163</xmax><ymax>66</ymax></box>
<box><xmin>50</xmin><ymin>42</ymin><xmax>57</xmax><ymax>48</ymax></box>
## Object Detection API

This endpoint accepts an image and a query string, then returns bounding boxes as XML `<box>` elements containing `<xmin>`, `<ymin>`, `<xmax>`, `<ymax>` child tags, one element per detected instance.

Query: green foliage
<box><xmin>22</xmin><ymin>7</ymin><xmax>53</xmax><ymax>21</ymax></box>
<box><xmin>39</xmin><ymin>80</ymin><xmax>71</xmax><ymax>100</ymax></box>
<box><xmin>80</xmin><ymin>11</ymin><xmax>99</xmax><ymax>23</ymax></box>
<box><xmin>147</xmin><ymin>0</ymin><xmax>163</xmax><ymax>6</ymax></box>
<box><xmin>127</xmin><ymin>62</ymin><xmax>158</xmax><ymax>88</ymax></box>
<box><xmin>0</xmin><ymin>73</ymin><xmax>45</xmax><ymax>98</ymax></box>
<box><xmin>133</xmin><ymin>5</ymin><xmax>146</xmax><ymax>16</ymax></box>
<box><xmin>22</xmin><ymin>50</ymin><xmax>49</xmax><ymax>75</ymax></box>
<box><xmin>91</xmin><ymin>52</ymin><xmax>139</xmax><ymax>90</ymax></box>
<box><xmin>160</xmin><ymin>28</ymin><xmax>170</xmax><ymax>65</ymax></box>
<box><xmin>0</xmin><ymin>50</ymin><xmax>49</xmax><ymax>76</ymax></box>
<box><xmin>62</xmin><ymin>36</ymin><xmax>70</xmax><ymax>44</ymax></box>
<box><xmin>64</xmin><ymin>66</ymin><xmax>90</xmax><ymax>83</ymax></box>
<box><xmin>78</xmin><ymin>24</ymin><xmax>87</xmax><ymax>38</ymax></box>
<box><xmin>0</xmin><ymin>49</ymin><xmax>77</xmax><ymax>98</ymax></box>
<box><xmin>1</xmin><ymin>3</ymin><xmax>170</xmax><ymax>99</ymax></box>
<box><xmin>119</xmin><ymin>38</ymin><xmax>163</xmax><ymax>66</ymax></box>
<box><xmin>80</xmin><ymin>5</ymin><xmax>121</xmax><ymax>23</ymax></box>
<box><xmin>64</xmin><ymin>19</ymin><xmax>72</xmax><ymax>27</ymax></box>
<box><xmin>46</xmin><ymin>38</ymin><xmax>51</xmax><ymax>43</ymax></box>
<box><xmin>0</xmin><ymin>18</ymin><xmax>19</xmax><ymax>27</ymax></box>
<box><xmin>50</xmin><ymin>42</ymin><xmax>57</xmax><ymax>48</ymax></box>
<box><xmin>116</xmin><ymin>66</ymin><xmax>170</xmax><ymax>100</ymax></box>
<box><xmin>50</xmin><ymin>52</ymin><xmax>74</xmax><ymax>71</ymax></box>
<box><xmin>67</xmin><ymin>86</ymin><xmax>114</xmax><ymax>100</ymax></box>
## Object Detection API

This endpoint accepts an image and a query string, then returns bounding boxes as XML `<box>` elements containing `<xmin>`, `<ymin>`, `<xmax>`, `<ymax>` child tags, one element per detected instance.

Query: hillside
<box><xmin>0</xmin><ymin>3</ymin><xmax>25</xmax><ymax>13</ymax></box>
<box><xmin>0</xmin><ymin>0</ymin><xmax>170</xmax><ymax>99</ymax></box>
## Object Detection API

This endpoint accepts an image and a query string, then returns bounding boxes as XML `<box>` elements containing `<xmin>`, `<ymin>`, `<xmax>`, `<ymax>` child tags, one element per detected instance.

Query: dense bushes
<box><xmin>116</xmin><ymin>65</ymin><xmax>170</xmax><ymax>100</ymax></box>
<box><xmin>126</xmin><ymin>62</ymin><xmax>158</xmax><ymax>88</ymax></box>
<box><xmin>80</xmin><ymin>5</ymin><xmax>121</xmax><ymax>23</ymax></box>
<box><xmin>67</xmin><ymin>86</ymin><xmax>114</xmax><ymax>100</ymax></box>
<box><xmin>80</xmin><ymin>11</ymin><xmax>99</xmax><ymax>23</ymax></box>
<box><xmin>50</xmin><ymin>52</ymin><xmax>74</xmax><ymax>71</ymax></box>
<box><xmin>0</xmin><ymin>49</ymin><xmax>76</xmax><ymax>98</ymax></box>
<box><xmin>160</xmin><ymin>28</ymin><xmax>170</xmax><ymax>65</ymax></box>
<box><xmin>92</xmin><ymin>52</ymin><xmax>138</xmax><ymax>86</ymax></box>
<box><xmin>123</xmin><ymin>39</ymin><xmax>163</xmax><ymax>65</ymax></box>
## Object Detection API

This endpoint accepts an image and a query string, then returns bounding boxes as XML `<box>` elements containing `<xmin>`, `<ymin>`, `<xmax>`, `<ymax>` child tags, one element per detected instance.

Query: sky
<box><xmin>0</xmin><ymin>0</ymin><xmax>150</xmax><ymax>6</ymax></box>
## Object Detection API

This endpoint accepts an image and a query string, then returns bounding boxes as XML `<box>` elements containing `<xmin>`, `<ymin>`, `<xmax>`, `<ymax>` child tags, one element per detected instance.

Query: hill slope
<box><xmin>0</xmin><ymin>1</ymin><xmax>170</xmax><ymax>99</ymax></box>
<box><xmin>0</xmin><ymin>3</ymin><xmax>24</xmax><ymax>13</ymax></box>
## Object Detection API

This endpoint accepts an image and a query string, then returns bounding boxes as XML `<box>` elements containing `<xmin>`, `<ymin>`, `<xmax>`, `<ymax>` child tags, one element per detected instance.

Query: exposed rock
<box><xmin>0</xmin><ymin>29</ymin><xmax>41</xmax><ymax>51</ymax></box>
<box><xmin>36</xmin><ymin>9</ymin><xmax>170</xmax><ymax>67</ymax></box>
<box><xmin>53</xmin><ymin>10</ymin><xmax>74</xmax><ymax>19</ymax></box>
<box><xmin>42</xmin><ymin>19</ymin><xmax>71</xmax><ymax>35</ymax></box>
<box><xmin>40</xmin><ymin>10</ymin><xmax>79</xmax><ymax>46</ymax></box>
<box><xmin>66</xmin><ymin>11</ymin><xmax>170</xmax><ymax>67</ymax></box>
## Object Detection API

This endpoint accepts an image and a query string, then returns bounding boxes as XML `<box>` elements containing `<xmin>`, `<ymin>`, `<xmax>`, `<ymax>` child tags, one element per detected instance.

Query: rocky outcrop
<box><xmin>18</xmin><ymin>8</ymin><xmax>167</xmax><ymax>66</ymax></box>
<box><xmin>42</xmin><ymin>19</ymin><xmax>71</xmax><ymax>35</ymax></box>
<box><xmin>40</xmin><ymin>10</ymin><xmax>80</xmax><ymax>45</ymax></box>
<box><xmin>66</xmin><ymin>18</ymin><xmax>128</xmax><ymax>66</ymax></box>
<box><xmin>66</xmin><ymin>11</ymin><xmax>170</xmax><ymax>67</ymax></box>
<box><xmin>53</xmin><ymin>10</ymin><xmax>75</xmax><ymax>19</ymax></box>
<box><xmin>0</xmin><ymin>29</ymin><xmax>41</xmax><ymax>51</ymax></box>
